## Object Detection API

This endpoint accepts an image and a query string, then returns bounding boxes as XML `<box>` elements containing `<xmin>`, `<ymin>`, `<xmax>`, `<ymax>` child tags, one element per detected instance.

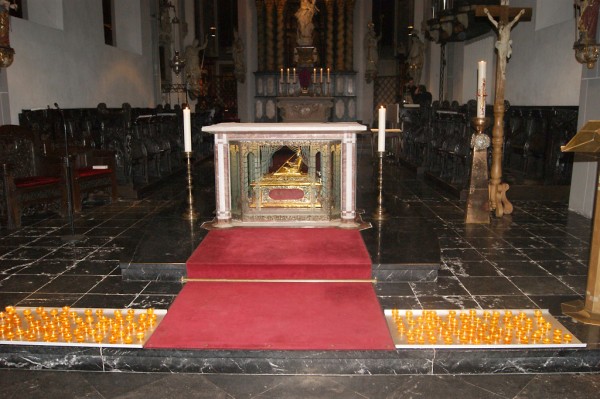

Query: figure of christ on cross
<box><xmin>475</xmin><ymin>2</ymin><xmax>532</xmax><ymax>218</ymax></box>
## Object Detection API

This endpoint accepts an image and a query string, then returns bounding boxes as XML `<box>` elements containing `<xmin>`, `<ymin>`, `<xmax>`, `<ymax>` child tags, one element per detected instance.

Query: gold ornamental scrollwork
<box><xmin>0</xmin><ymin>10</ymin><xmax>15</xmax><ymax>68</ymax></box>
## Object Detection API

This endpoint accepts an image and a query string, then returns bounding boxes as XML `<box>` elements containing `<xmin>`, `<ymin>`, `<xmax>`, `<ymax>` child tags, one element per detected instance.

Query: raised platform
<box><xmin>2</xmin><ymin>344</ymin><xmax>598</xmax><ymax>375</ymax></box>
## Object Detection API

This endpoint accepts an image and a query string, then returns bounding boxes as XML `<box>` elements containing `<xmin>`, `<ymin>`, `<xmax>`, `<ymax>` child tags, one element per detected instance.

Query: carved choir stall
<box><xmin>202</xmin><ymin>122</ymin><xmax>366</xmax><ymax>227</ymax></box>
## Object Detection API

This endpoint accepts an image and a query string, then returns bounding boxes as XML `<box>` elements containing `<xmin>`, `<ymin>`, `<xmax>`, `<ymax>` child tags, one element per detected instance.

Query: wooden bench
<box><xmin>67</xmin><ymin>146</ymin><xmax>118</xmax><ymax>212</ymax></box>
<box><xmin>0</xmin><ymin>125</ymin><xmax>65</xmax><ymax>229</ymax></box>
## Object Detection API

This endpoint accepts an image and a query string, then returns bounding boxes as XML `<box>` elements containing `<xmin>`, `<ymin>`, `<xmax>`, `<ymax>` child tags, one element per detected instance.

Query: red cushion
<box><xmin>75</xmin><ymin>167</ymin><xmax>113</xmax><ymax>178</ymax></box>
<box><xmin>14</xmin><ymin>176</ymin><xmax>60</xmax><ymax>188</ymax></box>
<box><xmin>268</xmin><ymin>188</ymin><xmax>305</xmax><ymax>200</ymax></box>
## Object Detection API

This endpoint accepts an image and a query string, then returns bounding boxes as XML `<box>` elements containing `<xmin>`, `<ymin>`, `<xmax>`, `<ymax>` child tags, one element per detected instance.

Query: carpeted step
<box><xmin>186</xmin><ymin>228</ymin><xmax>372</xmax><ymax>280</ymax></box>
<box><xmin>145</xmin><ymin>281</ymin><xmax>395</xmax><ymax>350</ymax></box>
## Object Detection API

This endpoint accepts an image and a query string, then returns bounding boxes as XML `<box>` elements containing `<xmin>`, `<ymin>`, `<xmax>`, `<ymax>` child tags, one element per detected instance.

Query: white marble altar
<box><xmin>202</xmin><ymin>122</ymin><xmax>367</xmax><ymax>228</ymax></box>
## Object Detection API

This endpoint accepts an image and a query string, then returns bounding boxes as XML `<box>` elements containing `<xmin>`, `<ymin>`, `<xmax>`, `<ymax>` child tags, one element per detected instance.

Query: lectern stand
<box><xmin>561</xmin><ymin>121</ymin><xmax>600</xmax><ymax>325</ymax></box>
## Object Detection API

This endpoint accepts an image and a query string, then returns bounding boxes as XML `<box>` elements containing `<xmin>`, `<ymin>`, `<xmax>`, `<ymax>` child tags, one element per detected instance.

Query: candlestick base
<box><xmin>465</xmin><ymin>117</ymin><xmax>491</xmax><ymax>224</ymax></box>
<box><xmin>372</xmin><ymin>152</ymin><xmax>388</xmax><ymax>221</ymax></box>
<box><xmin>182</xmin><ymin>152</ymin><xmax>199</xmax><ymax>221</ymax></box>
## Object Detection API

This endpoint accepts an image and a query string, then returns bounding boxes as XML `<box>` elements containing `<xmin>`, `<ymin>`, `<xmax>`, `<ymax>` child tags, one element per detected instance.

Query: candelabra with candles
<box><xmin>182</xmin><ymin>105</ymin><xmax>198</xmax><ymax>221</ymax></box>
<box><xmin>373</xmin><ymin>106</ymin><xmax>388</xmax><ymax>221</ymax></box>
<box><xmin>279</xmin><ymin>67</ymin><xmax>331</xmax><ymax>96</ymax></box>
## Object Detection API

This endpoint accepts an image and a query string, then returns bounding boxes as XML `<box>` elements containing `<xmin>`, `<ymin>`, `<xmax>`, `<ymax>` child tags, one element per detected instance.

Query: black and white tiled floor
<box><xmin>0</xmin><ymin>138</ymin><xmax>599</xmax><ymax>395</ymax></box>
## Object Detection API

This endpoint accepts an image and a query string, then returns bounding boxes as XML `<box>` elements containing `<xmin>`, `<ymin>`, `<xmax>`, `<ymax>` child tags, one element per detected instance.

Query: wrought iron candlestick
<box><xmin>182</xmin><ymin>152</ymin><xmax>198</xmax><ymax>221</ymax></box>
<box><xmin>372</xmin><ymin>151</ymin><xmax>388</xmax><ymax>221</ymax></box>
<box><xmin>465</xmin><ymin>117</ymin><xmax>491</xmax><ymax>224</ymax></box>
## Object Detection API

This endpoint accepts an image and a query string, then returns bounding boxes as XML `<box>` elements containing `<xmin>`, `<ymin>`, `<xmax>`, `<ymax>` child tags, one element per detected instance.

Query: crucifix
<box><xmin>475</xmin><ymin>1</ymin><xmax>532</xmax><ymax>218</ymax></box>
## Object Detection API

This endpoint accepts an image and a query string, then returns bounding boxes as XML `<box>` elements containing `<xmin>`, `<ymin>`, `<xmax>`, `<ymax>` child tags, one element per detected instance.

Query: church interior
<box><xmin>1</xmin><ymin>0</ymin><xmax>600</xmax><ymax>397</ymax></box>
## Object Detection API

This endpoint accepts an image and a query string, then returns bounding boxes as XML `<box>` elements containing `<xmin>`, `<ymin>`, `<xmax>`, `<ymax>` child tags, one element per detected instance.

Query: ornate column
<box><xmin>214</xmin><ymin>133</ymin><xmax>232</xmax><ymax>226</ymax></box>
<box><xmin>344</xmin><ymin>0</ymin><xmax>355</xmax><ymax>71</ymax></box>
<box><xmin>324</xmin><ymin>0</ymin><xmax>335</xmax><ymax>69</ymax></box>
<box><xmin>265</xmin><ymin>0</ymin><xmax>276</xmax><ymax>71</ymax></box>
<box><xmin>336</xmin><ymin>0</ymin><xmax>345</xmax><ymax>70</ymax></box>
<box><xmin>256</xmin><ymin>0</ymin><xmax>266</xmax><ymax>71</ymax></box>
<box><xmin>276</xmin><ymin>0</ymin><xmax>287</xmax><ymax>69</ymax></box>
<box><xmin>340</xmin><ymin>132</ymin><xmax>357</xmax><ymax>224</ymax></box>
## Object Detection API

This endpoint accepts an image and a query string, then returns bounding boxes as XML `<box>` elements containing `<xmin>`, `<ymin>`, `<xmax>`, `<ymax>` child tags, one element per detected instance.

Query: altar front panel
<box><xmin>202</xmin><ymin>123</ymin><xmax>366</xmax><ymax>227</ymax></box>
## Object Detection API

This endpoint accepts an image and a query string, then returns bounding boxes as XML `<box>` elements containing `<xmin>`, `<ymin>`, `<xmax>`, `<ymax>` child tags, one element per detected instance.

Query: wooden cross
<box><xmin>475</xmin><ymin>2</ymin><xmax>532</xmax><ymax>218</ymax></box>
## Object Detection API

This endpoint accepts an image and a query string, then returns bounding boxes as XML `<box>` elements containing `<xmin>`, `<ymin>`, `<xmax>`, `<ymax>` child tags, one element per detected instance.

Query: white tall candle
<box><xmin>183</xmin><ymin>106</ymin><xmax>192</xmax><ymax>152</ymax></box>
<box><xmin>293</xmin><ymin>68</ymin><xmax>296</xmax><ymax>83</ymax></box>
<box><xmin>378</xmin><ymin>106</ymin><xmax>386</xmax><ymax>152</ymax></box>
<box><xmin>280</xmin><ymin>68</ymin><xmax>284</xmax><ymax>83</ymax></box>
<box><xmin>287</xmin><ymin>68</ymin><xmax>290</xmax><ymax>83</ymax></box>
<box><xmin>320</xmin><ymin>68</ymin><xmax>323</xmax><ymax>83</ymax></box>
<box><xmin>477</xmin><ymin>60</ymin><xmax>486</xmax><ymax>118</ymax></box>
<box><xmin>327</xmin><ymin>67</ymin><xmax>330</xmax><ymax>83</ymax></box>
<box><xmin>313</xmin><ymin>68</ymin><xmax>317</xmax><ymax>83</ymax></box>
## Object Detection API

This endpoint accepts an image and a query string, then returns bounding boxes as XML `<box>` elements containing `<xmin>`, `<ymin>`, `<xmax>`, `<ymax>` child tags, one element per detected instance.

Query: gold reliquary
<box><xmin>250</xmin><ymin>149</ymin><xmax>322</xmax><ymax>209</ymax></box>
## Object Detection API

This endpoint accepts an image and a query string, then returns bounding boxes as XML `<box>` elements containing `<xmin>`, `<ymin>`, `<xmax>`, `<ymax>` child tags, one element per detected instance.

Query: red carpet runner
<box><xmin>145</xmin><ymin>228</ymin><xmax>395</xmax><ymax>350</ymax></box>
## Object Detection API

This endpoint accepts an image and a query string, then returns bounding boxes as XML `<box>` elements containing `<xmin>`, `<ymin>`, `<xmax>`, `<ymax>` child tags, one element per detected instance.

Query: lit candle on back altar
<box><xmin>477</xmin><ymin>60</ymin><xmax>486</xmax><ymax>118</ymax></box>
<box><xmin>320</xmin><ymin>68</ymin><xmax>323</xmax><ymax>83</ymax></box>
<box><xmin>293</xmin><ymin>68</ymin><xmax>296</xmax><ymax>83</ymax></box>
<box><xmin>183</xmin><ymin>106</ymin><xmax>192</xmax><ymax>152</ymax></box>
<box><xmin>280</xmin><ymin>68</ymin><xmax>284</xmax><ymax>83</ymax></box>
<box><xmin>378</xmin><ymin>106</ymin><xmax>386</xmax><ymax>152</ymax></box>
<box><xmin>287</xmin><ymin>68</ymin><xmax>290</xmax><ymax>83</ymax></box>
<box><xmin>327</xmin><ymin>67</ymin><xmax>330</xmax><ymax>83</ymax></box>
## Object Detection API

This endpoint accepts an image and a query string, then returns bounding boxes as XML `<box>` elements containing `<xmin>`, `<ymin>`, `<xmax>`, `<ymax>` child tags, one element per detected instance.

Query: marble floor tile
<box><xmin>509</xmin><ymin>276</ymin><xmax>577</xmax><ymax>296</ymax></box>
<box><xmin>457</xmin><ymin>276</ymin><xmax>522</xmax><ymax>296</ymax></box>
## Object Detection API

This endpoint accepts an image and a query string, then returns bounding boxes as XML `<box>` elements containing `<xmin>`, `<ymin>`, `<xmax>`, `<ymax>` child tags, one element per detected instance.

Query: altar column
<box><xmin>255</xmin><ymin>0</ymin><xmax>266</xmax><ymax>71</ymax></box>
<box><xmin>341</xmin><ymin>132</ymin><xmax>357</xmax><ymax>224</ymax></box>
<box><xmin>276</xmin><ymin>0</ymin><xmax>286</xmax><ymax>69</ymax></box>
<box><xmin>265</xmin><ymin>0</ymin><xmax>276</xmax><ymax>71</ymax></box>
<box><xmin>324</xmin><ymin>0</ymin><xmax>335</xmax><ymax>69</ymax></box>
<box><xmin>344</xmin><ymin>0</ymin><xmax>355</xmax><ymax>71</ymax></box>
<box><xmin>336</xmin><ymin>0</ymin><xmax>345</xmax><ymax>70</ymax></box>
<box><xmin>214</xmin><ymin>133</ymin><xmax>232</xmax><ymax>225</ymax></box>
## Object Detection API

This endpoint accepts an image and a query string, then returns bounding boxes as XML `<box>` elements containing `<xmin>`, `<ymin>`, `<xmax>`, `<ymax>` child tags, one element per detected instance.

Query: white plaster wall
<box><xmin>568</xmin><ymin>20</ymin><xmax>600</xmax><ymax>219</ymax></box>
<box><xmin>5</xmin><ymin>0</ymin><xmax>157</xmax><ymax>123</ymax></box>
<box><xmin>26</xmin><ymin>0</ymin><xmax>63</xmax><ymax>30</ymax></box>
<box><xmin>507</xmin><ymin>0</ymin><xmax>581</xmax><ymax>106</ymax></box>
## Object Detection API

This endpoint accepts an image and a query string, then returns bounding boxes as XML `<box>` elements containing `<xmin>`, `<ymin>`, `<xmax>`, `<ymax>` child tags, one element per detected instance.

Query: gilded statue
<box><xmin>274</xmin><ymin>149</ymin><xmax>304</xmax><ymax>176</ymax></box>
<box><xmin>295</xmin><ymin>0</ymin><xmax>318</xmax><ymax>46</ymax></box>
<box><xmin>364</xmin><ymin>22</ymin><xmax>381</xmax><ymax>83</ymax></box>
<box><xmin>577</xmin><ymin>0</ymin><xmax>600</xmax><ymax>41</ymax></box>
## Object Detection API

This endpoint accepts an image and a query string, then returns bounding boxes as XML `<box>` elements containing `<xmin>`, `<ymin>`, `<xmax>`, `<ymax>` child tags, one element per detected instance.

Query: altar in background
<box><xmin>202</xmin><ymin>122</ymin><xmax>367</xmax><ymax>227</ymax></box>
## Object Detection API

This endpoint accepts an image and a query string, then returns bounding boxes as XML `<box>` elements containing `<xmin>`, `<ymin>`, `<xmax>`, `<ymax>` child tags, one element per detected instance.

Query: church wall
<box><xmin>3</xmin><ymin>0</ymin><xmax>157</xmax><ymax>124</ymax></box>
<box><xmin>507</xmin><ymin>0</ymin><xmax>581</xmax><ymax>106</ymax></box>
<box><xmin>417</xmin><ymin>0</ymin><xmax>580</xmax><ymax>107</ymax></box>
<box><xmin>568</xmin><ymin>6</ymin><xmax>600</xmax><ymax>219</ymax></box>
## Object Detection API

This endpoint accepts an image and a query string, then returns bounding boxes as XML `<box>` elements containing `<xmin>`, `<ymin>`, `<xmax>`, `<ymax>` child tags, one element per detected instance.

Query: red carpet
<box><xmin>186</xmin><ymin>228</ymin><xmax>372</xmax><ymax>280</ymax></box>
<box><xmin>145</xmin><ymin>281</ymin><xmax>395</xmax><ymax>350</ymax></box>
<box><xmin>145</xmin><ymin>228</ymin><xmax>394</xmax><ymax>351</ymax></box>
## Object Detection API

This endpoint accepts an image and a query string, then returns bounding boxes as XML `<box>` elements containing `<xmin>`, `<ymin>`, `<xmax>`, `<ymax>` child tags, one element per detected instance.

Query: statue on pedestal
<box><xmin>295</xmin><ymin>0</ymin><xmax>318</xmax><ymax>46</ymax></box>
<box><xmin>233</xmin><ymin>29</ymin><xmax>246</xmax><ymax>83</ymax></box>
<box><xmin>364</xmin><ymin>22</ymin><xmax>381</xmax><ymax>83</ymax></box>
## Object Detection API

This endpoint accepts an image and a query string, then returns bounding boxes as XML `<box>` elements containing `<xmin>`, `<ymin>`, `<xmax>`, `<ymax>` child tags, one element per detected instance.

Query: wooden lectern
<box><xmin>561</xmin><ymin>120</ymin><xmax>600</xmax><ymax>325</ymax></box>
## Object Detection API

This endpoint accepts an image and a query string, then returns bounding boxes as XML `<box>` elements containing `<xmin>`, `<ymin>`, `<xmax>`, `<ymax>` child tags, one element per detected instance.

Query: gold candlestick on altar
<box><xmin>561</xmin><ymin>121</ymin><xmax>600</xmax><ymax>326</ymax></box>
<box><xmin>372</xmin><ymin>152</ymin><xmax>388</xmax><ymax>221</ymax></box>
<box><xmin>476</xmin><ymin>4</ymin><xmax>532</xmax><ymax>218</ymax></box>
<box><xmin>465</xmin><ymin>117</ymin><xmax>491</xmax><ymax>224</ymax></box>
<box><xmin>182</xmin><ymin>152</ymin><xmax>198</xmax><ymax>221</ymax></box>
